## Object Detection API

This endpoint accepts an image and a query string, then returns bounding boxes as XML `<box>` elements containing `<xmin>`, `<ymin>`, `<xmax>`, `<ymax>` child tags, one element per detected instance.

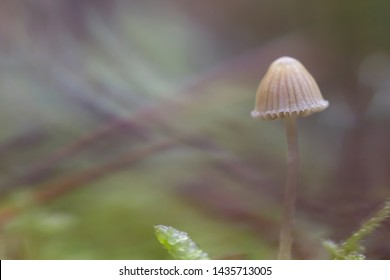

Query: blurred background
<box><xmin>0</xmin><ymin>0</ymin><xmax>389</xmax><ymax>259</ymax></box>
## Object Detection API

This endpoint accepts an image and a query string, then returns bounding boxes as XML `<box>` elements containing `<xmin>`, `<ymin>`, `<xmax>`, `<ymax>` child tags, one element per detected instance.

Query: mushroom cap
<box><xmin>251</xmin><ymin>56</ymin><xmax>329</xmax><ymax>120</ymax></box>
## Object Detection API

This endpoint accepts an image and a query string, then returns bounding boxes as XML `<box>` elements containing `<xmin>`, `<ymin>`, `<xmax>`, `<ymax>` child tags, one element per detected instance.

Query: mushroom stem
<box><xmin>278</xmin><ymin>116</ymin><xmax>299</xmax><ymax>260</ymax></box>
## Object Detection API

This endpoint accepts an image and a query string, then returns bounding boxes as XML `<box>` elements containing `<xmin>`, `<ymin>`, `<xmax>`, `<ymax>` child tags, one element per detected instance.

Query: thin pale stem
<box><xmin>278</xmin><ymin>116</ymin><xmax>299</xmax><ymax>260</ymax></box>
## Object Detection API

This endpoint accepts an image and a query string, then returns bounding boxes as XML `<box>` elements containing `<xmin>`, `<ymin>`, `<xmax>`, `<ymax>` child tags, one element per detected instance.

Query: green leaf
<box><xmin>154</xmin><ymin>225</ymin><xmax>210</xmax><ymax>260</ymax></box>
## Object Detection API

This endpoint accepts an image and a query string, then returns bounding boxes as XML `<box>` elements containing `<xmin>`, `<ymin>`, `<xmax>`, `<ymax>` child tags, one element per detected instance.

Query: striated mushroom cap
<box><xmin>251</xmin><ymin>56</ymin><xmax>329</xmax><ymax>120</ymax></box>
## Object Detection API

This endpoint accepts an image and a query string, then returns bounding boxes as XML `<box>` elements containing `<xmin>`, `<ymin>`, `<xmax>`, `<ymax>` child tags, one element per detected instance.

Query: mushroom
<box><xmin>251</xmin><ymin>56</ymin><xmax>329</xmax><ymax>259</ymax></box>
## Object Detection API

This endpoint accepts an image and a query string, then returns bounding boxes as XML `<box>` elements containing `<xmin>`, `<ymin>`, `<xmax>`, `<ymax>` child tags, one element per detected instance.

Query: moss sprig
<box><xmin>324</xmin><ymin>200</ymin><xmax>390</xmax><ymax>260</ymax></box>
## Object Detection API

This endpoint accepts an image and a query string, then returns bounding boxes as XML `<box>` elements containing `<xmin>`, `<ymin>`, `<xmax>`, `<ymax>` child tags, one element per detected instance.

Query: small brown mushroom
<box><xmin>251</xmin><ymin>56</ymin><xmax>328</xmax><ymax>259</ymax></box>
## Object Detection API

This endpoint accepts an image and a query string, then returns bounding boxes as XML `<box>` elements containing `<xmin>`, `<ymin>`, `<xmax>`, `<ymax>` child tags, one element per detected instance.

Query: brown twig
<box><xmin>0</xmin><ymin>137</ymin><xmax>181</xmax><ymax>226</ymax></box>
